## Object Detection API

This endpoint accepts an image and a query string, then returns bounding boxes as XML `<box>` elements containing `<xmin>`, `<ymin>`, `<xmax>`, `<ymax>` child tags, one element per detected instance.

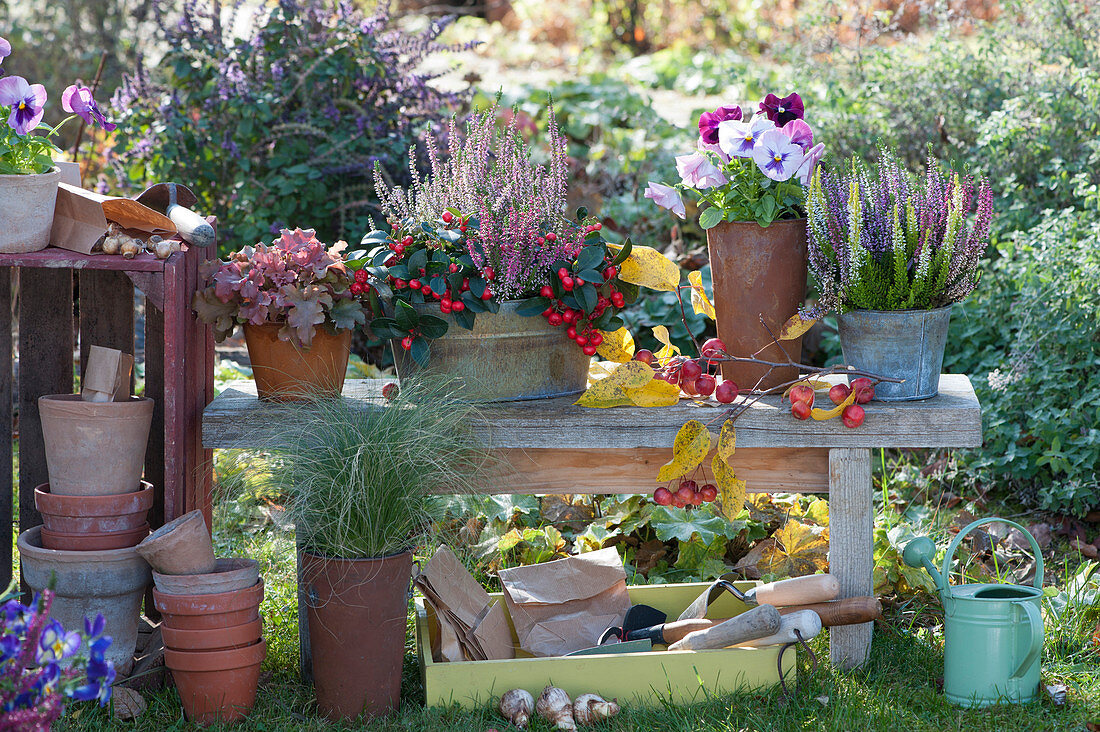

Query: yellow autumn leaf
<box><xmin>651</xmin><ymin>325</ymin><xmax>681</xmax><ymax>364</ymax></box>
<box><xmin>574</xmin><ymin>376</ymin><xmax>634</xmax><ymax>408</ymax></box>
<box><xmin>595</xmin><ymin>327</ymin><xmax>635</xmax><ymax>363</ymax></box>
<box><xmin>781</xmin><ymin>379</ymin><xmax>835</xmax><ymax>398</ymax></box>
<box><xmin>623</xmin><ymin>378</ymin><xmax>681</xmax><ymax>407</ymax></box>
<box><xmin>576</xmin><ymin>360</ymin><xmax>658</xmax><ymax>407</ymax></box>
<box><xmin>804</xmin><ymin>498</ymin><xmax>830</xmax><ymax>526</ymax></box>
<box><xmin>760</xmin><ymin>520</ymin><xmax>830</xmax><ymax>576</ymax></box>
<box><xmin>687</xmin><ymin>270</ymin><xmax>716</xmax><ymax>320</ymax></box>
<box><xmin>715</xmin><ymin>419</ymin><xmax>736</xmax><ymax>462</ymax></box>
<box><xmin>587</xmin><ymin>360</ymin><xmax>613</xmax><ymax>384</ymax></box>
<box><xmin>656</xmin><ymin>420</ymin><xmax>714</xmax><ymax>482</ymax></box>
<box><xmin>810</xmin><ymin>389</ymin><xmax>857</xmax><ymax>420</ymax></box>
<box><xmin>777</xmin><ymin>313</ymin><xmax>818</xmax><ymax>341</ymax></box>
<box><xmin>713</xmin><ymin>458</ymin><xmax>746</xmax><ymax>520</ymax></box>
<box><xmin>610</xmin><ymin>243</ymin><xmax>680</xmax><ymax>292</ymax></box>
<box><xmin>607</xmin><ymin>360</ymin><xmax>654</xmax><ymax>389</ymax></box>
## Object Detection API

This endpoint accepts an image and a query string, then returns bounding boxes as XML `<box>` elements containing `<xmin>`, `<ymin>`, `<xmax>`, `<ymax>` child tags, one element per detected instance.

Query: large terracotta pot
<box><xmin>40</xmin><ymin>524</ymin><xmax>149</xmax><ymax>551</ymax></box>
<box><xmin>38</xmin><ymin>395</ymin><xmax>153</xmax><ymax>496</ymax></box>
<box><xmin>706</xmin><ymin>219</ymin><xmax>808</xmax><ymax>390</ymax></box>
<box><xmin>243</xmin><ymin>323</ymin><xmax>351</xmax><ymax>401</ymax></box>
<box><xmin>153</xmin><ymin>558</ymin><xmax>259</xmax><ymax>596</ymax></box>
<box><xmin>0</xmin><ymin>168</ymin><xmax>60</xmax><ymax>253</ymax></box>
<box><xmin>18</xmin><ymin>527</ymin><xmax>151</xmax><ymax>674</ymax></box>
<box><xmin>300</xmin><ymin>549</ymin><xmax>412</xmax><ymax>720</ymax></box>
<box><xmin>162</xmin><ymin>618</ymin><xmax>263</xmax><ymax>652</ymax></box>
<box><xmin>35</xmin><ymin>481</ymin><xmax>154</xmax><ymax>534</ymax></box>
<box><xmin>135</xmin><ymin>510</ymin><xmax>216</xmax><ymax>575</ymax></box>
<box><xmin>153</xmin><ymin>581</ymin><xmax>264</xmax><ymax>630</ymax></box>
<box><xmin>165</xmin><ymin>638</ymin><xmax>266</xmax><ymax>726</ymax></box>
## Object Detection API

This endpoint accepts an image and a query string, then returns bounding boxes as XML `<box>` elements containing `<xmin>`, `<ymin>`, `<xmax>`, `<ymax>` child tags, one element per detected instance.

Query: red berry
<box><xmin>546</xmin><ymin>232</ymin><xmax>556</xmax><ymax>242</ymax></box>
<box><xmin>540</xmin><ymin>285</ymin><xmax>554</xmax><ymax>298</ymax></box>
<box><xmin>542</xmin><ymin>307</ymin><xmax>554</xmax><ymax>318</ymax></box>
<box><xmin>671</xmin><ymin>493</ymin><xmax>688</xmax><ymax>509</ymax></box>
<box><xmin>689</xmin><ymin>489</ymin><xmax>705</xmax><ymax>507</ymax></box>
<box><xmin>449</xmin><ymin>263</ymin><xmax>459</xmax><ymax>273</ymax></box>
<box><xmin>440</xmin><ymin>303</ymin><xmax>451</xmax><ymax>314</ymax></box>
<box><xmin>700</xmin><ymin>337</ymin><xmax>726</xmax><ymax>364</ymax></box>
<box><xmin>558</xmin><ymin>267</ymin><xmax>569</xmax><ymax>279</ymax></box>
<box><xmin>675</xmin><ymin>484</ymin><xmax>696</xmax><ymax>506</ymax></box>
<box><xmin>575</xmin><ymin>278</ymin><xmax>585</xmax><ymax>287</ymax></box>
<box><xmin>695</xmin><ymin>374</ymin><xmax>716</xmax><ymax>397</ymax></box>
<box><xmin>462</xmin><ymin>278</ymin><xmax>470</xmax><ymax>290</ymax></box>
<box><xmin>409</xmin><ymin>279</ymin><xmax>421</xmax><ymax>290</ymax></box>
<box><xmin>481</xmin><ymin>288</ymin><xmax>492</xmax><ymax>300</ymax></box>
<box><xmin>394</xmin><ymin>279</ymin><xmax>406</xmax><ymax>289</ymax></box>
<box><xmin>400</xmin><ymin>336</ymin><xmax>413</xmax><ymax>350</ymax></box>
<box><xmin>681</xmin><ymin>479</ymin><xmax>698</xmax><ymax>492</ymax></box>
<box><xmin>590</xmin><ymin>332</ymin><xmax>604</xmax><ymax>347</ymax></box>
<box><xmin>663</xmin><ymin>372</ymin><xmax>680</xmax><ymax>386</ymax></box>
<box><xmin>603</xmin><ymin>265</ymin><xmax>617</xmax><ymax>280</ymax></box>
<box><xmin>634</xmin><ymin>349</ymin><xmax>655</xmax><ymax>365</ymax></box>
<box><xmin>441</xmin><ymin>298</ymin><xmax>452</xmax><ymax>308</ymax></box>
<box><xmin>548</xmin><ymin>313</ymin><xmax>563</xmax><ymax>326</ymax></box>
<box><xmin>680</xmin><ymin>359</ymin><xmax>703</xmax><ymax>380</ymax></box>
<box><xmin>350</xmin><ymin>282</ymin><xmax>363</xmax><ymax>295</ymax></box>
<box><xmin>394</xmin><ymin>244</ymin><xmax>405</xmax><ymax>255</ymax></box>
<box><xmin>653</xmin><ymin>487</ymin><xmax>673</xmax><ymax>506</ymax></box>
<box><xmin>382</xmin><ymin>382</ymin><xmax>399</xmax><ymax>400</ymax></box>
<box><xmin>566</xmin><ymin>326</ymin><xmax>578</xmax><ymax>339</ymax></box>
<box><xmin>789</xmin><ymin>385</ymin><xmax>815</xmax><ymax>406</ymax></box>
<box><xmin>593</xmin><ymin>222</ymin><xmax>602</xmax><ymax>231</ymax></box>
<box><xmin>851</xmin><ymin>378</ymin><xmax>875</xmax><ymax>404</ymax></box>
<box><xmin>791</xmin><ymin>400</ymin><xmax>812</xmax><ymax>420</ymax></box>
<box><xmin>582</xmin><ymin>344</ymin><xmax>598</xmax><ymax>356</ymax></box>
<box><xmin>460</xmin><ymin>223</ymin><xmax>467</xmax><ymax>231</ymax></box>
<box><xmin>385</xmin><ymin>256</ymin><xmax>397</xmax><ymax>266</ymax></box>
<box><xmin>562</xmin><ymin>277</ymin><xmax>574</xmax><ymax>291</ymax></box>
<box><xmin>715</xmin><ymin>380</ymin><xmax>737</xmax><ymax>403</ymax></box>
<box><xmin>482</xmin><ymin>266</ymin><xmax>495</xmax><ymax>280</ymax></box>
<box><xmin>699</xmin><ymin>484</ymin><xmax>718</xmax><ymax>502</ymax></box>
<box><xmin>842</xmin><ymin>403</ymin><xmax>865</xmax><ymax>428</ymax></box>
<box><xmin>402</xmin><ymin>236</ymin><xmax>414</xmax><ymax>247</ymax></box>
<box><xmin>451</xmin><ymin>301</ymin><xmax>465</xmax><ymax>312</ymax></box>
<box><xmin>611</xmin><ymin>294</ymin><xmax>625</xmax><ymax>307</ymax></box>
<box><xmin>562</xmin><ymin>309</ymin><xmax>576</xmax><ymax>323</ymax></box>
<box><xmin>681</xmin><ymin>377</ymin><xmax>699</xmax><ymax>396</ymax></box>
<box><xmin>442</xmin><ymin>210</ymin><xmax>454</xmax><ymax>223</ymax></box>
<box><xmin>354</xmin><ymin>269</ymin><xmax>369</xmax><ymax>284</ymax></box>
<box><xmin>829</xmin><ymin>383</ymin><xmax>852</xmax><ymax>406</ymax></box>
<box><xmin>575</xmin><ymin>335</ymin><xmax>588</xmax><ymax>346</ymax></box>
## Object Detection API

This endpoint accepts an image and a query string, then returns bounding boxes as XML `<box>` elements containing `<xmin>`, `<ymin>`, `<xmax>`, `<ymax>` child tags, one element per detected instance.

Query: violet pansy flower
<box><xmin>37</xmin><ymin>619</ymin><xmax>81</xmax><ymax>663</ymax></box>
<box><xmin>717</xmin><ymin>115</ymin><xmax>774</xmax><ymax>159</ymax></box>
<box><xmin>0</xmin><ymin>76</ymin><xmax>47</xmax><ymax>135</ymax></box>
<box><xmin>751</xmin><ymin>128</ymin><xmax>805</xmax><ymax>182</ymax></box>
<box><xmin>795</xmin><ymin>142</ymin><xmax>825</xmax><ymax>186</ymax></box>
<box><xmin>698</xmin><ymin>105</ymin><xmax>742</xmax><ymax>145</ymax></box>
<box><xmin>0</xmin><ymin>37</ymin><xmax>10</xmax><ymax>62</ymax></box>
<box><xmin>675</xmin><ymin>152</ymin><xmax>727</xmax><ymax>189</ymax></box>
<box><xmin>759</xmin><ymin>92</ymin><xmax>804</xmax><ymax>127</ymax></box>
<box><xmin>62</xmin><ymin>85</ymin><xmax>117</xmax><ymax>131</ymax></box>
<box><xmin>781</xmin><ymin>119</ymin><xmax>813</xmax><ymax>151</ymax></box>
<box><xmin>644</xmin><ymin>181</ymin><xmax>686</xmax><ymax>219</ymax></box>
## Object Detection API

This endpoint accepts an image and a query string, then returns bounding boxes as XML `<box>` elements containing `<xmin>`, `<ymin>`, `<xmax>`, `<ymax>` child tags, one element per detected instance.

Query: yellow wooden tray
<box><xmin>415</xmin><ymin>580</ymin><xmax>794</xmax><ymax>708</ymax></box>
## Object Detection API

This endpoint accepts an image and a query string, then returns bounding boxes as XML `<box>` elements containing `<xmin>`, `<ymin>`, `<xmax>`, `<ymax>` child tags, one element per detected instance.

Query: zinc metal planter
<box><xmin>391</xmin><ymin>301</ymin><xmax>589</xmax><ymax>403</ymax></box>
<box><xmin>837</xmin><ymin>305</ymin><xmax>952</xmax><ymax>401</ymax></box>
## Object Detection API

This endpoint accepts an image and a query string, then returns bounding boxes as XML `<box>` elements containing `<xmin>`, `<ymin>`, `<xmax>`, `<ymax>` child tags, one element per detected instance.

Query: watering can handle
<box><xmin>1011</xmin><ymin>600</ymin><xmax>1043</xmax><ymax>680</ymax></box>
<box><xmin>942</xmin><ymin>518</ymin><xmax>1044</xmax><ymax>589</ymax></box>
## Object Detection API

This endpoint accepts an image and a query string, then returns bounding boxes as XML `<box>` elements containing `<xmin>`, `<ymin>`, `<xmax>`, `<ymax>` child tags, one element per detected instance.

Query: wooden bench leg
<box><xmin>828</xmin><ymin>447</ymin><xmax>873</xmax><ymax>670</ymax></box>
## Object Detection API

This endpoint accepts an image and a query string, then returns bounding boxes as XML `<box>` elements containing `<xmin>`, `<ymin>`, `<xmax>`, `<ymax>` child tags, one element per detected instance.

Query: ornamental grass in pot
<box><xmin>192</xmin><ymin>228</ymin><xmax>370</xmax><ymax>401</ymax></box>
<box><xmin>349</xmin><ymin>105</ymin><xmax>641</xmax><ymax>402</ymax></box>
<box><xmin>800</xmin><ymin>149</ymin><xmax>993</xmax><ymax>400</ymax></box>
<box><xmin>646</xmin><ymin>93</ymin><xmax>826</xmax><ymax>390</ymax></box>
<box><xmin>250</xmin><ymin>379</ymin><xmax>488</xmax><ymax>720</ymax></box>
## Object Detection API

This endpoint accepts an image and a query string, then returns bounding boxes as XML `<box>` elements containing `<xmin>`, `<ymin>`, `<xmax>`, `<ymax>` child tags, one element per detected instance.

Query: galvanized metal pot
<box><xmin>836</xmin><ymin>305</ymin><xmax>952</xmax><ymax>401</ymax></box>
<box><xmin>902</xmin><ymin>518</ymin><xmax>1044</xmax><ymax>708</ymax></box>
<box><xmin>706</xmin><ymin>220</ymin><xmax>808</xmax><ymax>391</ymax></box>
<box><xmin>391</xmin><ymin>301</ymin><xmax>589</xmax><ymax>402</ymax></box>
<box><xmin>0</xmin><ymin>167</ymin><xmax>60</xmax><ymax>253</ymax></box>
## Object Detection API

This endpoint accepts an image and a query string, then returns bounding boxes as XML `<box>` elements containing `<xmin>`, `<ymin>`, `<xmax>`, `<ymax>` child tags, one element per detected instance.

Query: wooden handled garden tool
<box><xmin>667</xmin><ymin>604</ymin><xmax>781</xmax><ymax>651</ymax></box>
<box><xmin>676</xmin><ymin>573</ymin><xmax>840</xmax><ymax>622</ymax></box>
<box><xmin>135</xmin><ymin>183</ymin><xmax>215</xmax><ymax>248</ymax></box>
<box><xmin>735</xmin><ymin>609</ymin><xmax>822</xmax><ymax>648</ymax></box>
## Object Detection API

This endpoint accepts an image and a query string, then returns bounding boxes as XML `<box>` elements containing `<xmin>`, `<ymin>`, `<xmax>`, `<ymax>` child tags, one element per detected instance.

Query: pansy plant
<box><xmin>0</xmin><ymin>36</ymin><xmax>115</xmax><ymax>175</ymax></box>
<box><xmin>645</xmin><ymin>92</ymin><xmax>826</xmax><ymax>228</ymax></box>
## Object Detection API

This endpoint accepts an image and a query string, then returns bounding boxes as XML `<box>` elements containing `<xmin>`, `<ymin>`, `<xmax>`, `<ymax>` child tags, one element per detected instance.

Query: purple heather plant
<box><xmin>192</xmin><ymin>228</ymin><xmax>369</xmax><ymax>347</ymax></box>
<box><xmin>804</xmin><ymin>148</ymin><xmax>994</xmax><ymax>315</ymax></box>
<box><xmin>0</xmin><ymin>586</ymin><xmax>115</xmax><ymax>730</ymax></box>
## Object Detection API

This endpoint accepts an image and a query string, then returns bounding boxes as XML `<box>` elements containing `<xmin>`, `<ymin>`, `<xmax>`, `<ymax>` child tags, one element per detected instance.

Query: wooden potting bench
<box><xmin>1</xmin><ymin>235</ymin><xmax>217</xmax><ymax>590</ymax></box>
<box><xmin>202</xmin><ymin>374</ymin><xmax>981</xmax><ymax>670</ymax></box>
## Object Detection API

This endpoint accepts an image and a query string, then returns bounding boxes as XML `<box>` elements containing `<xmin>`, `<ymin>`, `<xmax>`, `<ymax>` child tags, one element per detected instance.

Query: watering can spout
<box><xmin>902</xmin><ymin>536</ymin><xmax>948</xmax><ymax>598</ymax></box>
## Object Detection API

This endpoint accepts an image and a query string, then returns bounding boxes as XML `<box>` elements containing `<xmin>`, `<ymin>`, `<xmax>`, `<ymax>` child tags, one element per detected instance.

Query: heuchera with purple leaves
<box><xmin>353</xmin><ymin>105</ymin><xmax>635</xmax><ymax>365</ymax></box>
<box><xmin>0</xmin><ymin>585</ymin><xmax>115</xmax><ymax>730</ymax></box>
<box><xmin>0</xmin><ymin>36</ymin><xmax>114</xmax><ymax>175</ymax></box>
<box><xmin>803</xmin><ymin>148</ymin><xmax>993</xmax><ymax>316</ymax></box>
<box><xmin>646</xmin><ymin>92</ymin><xmax>825</xmax><ymax>229</ymax></box>
<box><xmin>192</xmin><ymin>228</ymin><xmax>369</xmax><ymax>347</ymax></box>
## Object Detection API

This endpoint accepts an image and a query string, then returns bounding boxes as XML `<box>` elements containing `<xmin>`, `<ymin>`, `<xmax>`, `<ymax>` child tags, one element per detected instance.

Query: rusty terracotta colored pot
<box><xmin>243</xmin><ymin>323</ymin><xmax>351</xmax><ymax>401</ymax></box>
<box><xmin>35</xmin><ymin>481</ymin><xmax>154</xmax><ymax>534</ymax></box>
<box><xmin>162</xmin><ymin>618</ymin><xmax>262</xmax><ymax>652</ymax></box>
<box><xmin>301</xmin><ymin>549</ymin><xmax>412</xmax><ymax>720</ymax></box>
<box><xmin>135</xmin><ymin>510</ymin><xmax>216</xmax><ymax>575</ymax></box>
<box><xmin>153</xmin><ymin>581</ymin><xmax>264</xmax><ymax>630</ymax></box>
<box><xmin>153</xmin><ymin>558</ymin><xmax>260</xmax><ymax>596</ymax></box>
<box><xmin>706</xmin><ymin>219</ymin><xmax>808</xmax><ymax>390</ymax></box>
<box><xmin>165</xmin><ymin>638</ymin><xmax>266</xmax><ymax>726</ymax></box>
<box><xmin>40</xmin><ymin>523</ymin><xmax>149</xmax><ymax>551</ymax></box>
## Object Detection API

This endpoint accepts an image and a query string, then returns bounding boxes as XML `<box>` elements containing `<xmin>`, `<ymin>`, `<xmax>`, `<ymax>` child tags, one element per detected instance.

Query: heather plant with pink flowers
<box><xmin>646</xmin><ymin>92</ymin><xmax>825</xmax><ymax>228</ymax></box>
<box><xmin>804</xmin><ymin>149</ymin><xmax>994</xmax><ymax>315</ymax></box>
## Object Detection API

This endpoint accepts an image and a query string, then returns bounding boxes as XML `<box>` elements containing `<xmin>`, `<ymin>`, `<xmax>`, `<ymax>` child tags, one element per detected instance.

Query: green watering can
<box><xmin>902</xmin><ymin>518</ymin><xmax>1044</xmax><ymax>708</ymax></box>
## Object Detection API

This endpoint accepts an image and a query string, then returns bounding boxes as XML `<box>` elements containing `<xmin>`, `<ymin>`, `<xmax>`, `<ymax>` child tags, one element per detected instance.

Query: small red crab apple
<box><xmin>842</xmin><ymin>403</ymin><xmax>865</xmax><ymax>428</ymax></box>
<box><xmin>829</xmin><ymin>383</ymin><xmax>851</xmax><ymax>405</ymax></box>
<box><xmin>675</xmin><ymin>483</ymin><xmax>696</xmax><ymax>506</ymax></box>
<box><xmin>653</xmin><ymin>487</ymin><xmax>673</xmax><ymax>506</ymax></box>
<box><xmin>850</xmin><ymin>377</ymin><xmax>875</xmax><ymax>404</ymax></box>
<box><xmin>715</xmin><ymin>380</ymin><xmax>737</xmax><ymax>403</ymax></box>
<box><xmin>680</xmin><ymin>359</ymin><xmax>703</xmax><ymax>380</ymax></box>
<box><xmin>382</xmin><ymin>383</ymin><xmax>399</xmax><ymax>401</ymax></box>
<box><xmin>700</xmin><ymin>337</ymin><xmax>726</xmax><ymax>364</ymax></box>
<box><xmin>634</xmin><ymin>349</ymin><xmax>655</xmax><ymax>364</ymax></box>
<box><xmin>789</xmin><ymin>384</ymin><xmax>815</xmax><ymax>406</ymax></box>
<box><xmin>695</xmin><ymin>374</ymin><xmax>716</xmax><ymax>397</ymax></box>
<box><xmin>699</xmin><ymin>484</ymin><xmax>718</xmax><ymax>502</ymax></box>
<box><xmin>791</xmin><ymin>400</ymin><xmax>812</xmax><ymax>420</ymax></box>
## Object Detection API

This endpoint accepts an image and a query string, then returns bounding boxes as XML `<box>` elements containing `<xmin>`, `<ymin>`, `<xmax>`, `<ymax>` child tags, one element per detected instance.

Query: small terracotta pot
<box><xmin>35</xmin><ymin>481</ymin><xmax>154</xmax><ymax>534</ymax></box>
<box><xmin>41</xmin><ymin>523</ymin><xmax>149</xmax><ymax>551</ymax></box>
<box><xmin>243</xmin><ymin>322</ymin><xmax>351</xmax><ymax>401</ymax></box>
<box><xmin>135</xmin><ymin>510</ymin><xmax>216</xmax><ymax>575</ymax></box>
<box><xmin>162</xmin><ymin>618</ymin><xmax>262</xmax><ymax>652</ymax></box>
<box><xmin>154</xmin><ymin>558</ymin><xmax>260</xmax><ymax>596</ymax></box>
<box><xmin>165</xmin><ymin>638</ymin><xmax>266</xmax><ymax>726</ymax></box>
<box><xmin>38</xmin><ymin>395</ymin><xmax>154</xmax><ymax>496</ymax></box>
<box><xmin>153</xmin><ymin>581</ymin><xmax>264</xmax><ymax>630</ymax></box>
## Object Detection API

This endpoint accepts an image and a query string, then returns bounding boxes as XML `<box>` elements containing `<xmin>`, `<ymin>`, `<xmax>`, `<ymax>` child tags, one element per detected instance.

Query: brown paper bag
<box><xmin>81</xmin><ymin>346</ymin><xmax>133</xmax><ymax>402</ymax></box>
<box><xmin>498</xmin><ymin>546</ymin><xmax>631</xmax><ymax>657</ymax></box>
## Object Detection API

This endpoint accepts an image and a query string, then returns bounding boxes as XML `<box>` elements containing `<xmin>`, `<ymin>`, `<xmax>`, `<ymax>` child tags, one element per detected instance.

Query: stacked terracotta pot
<box><xmin>136</xmin><ymin>511</ymin><xmax>266</xmax><ymax>726</ymax></box>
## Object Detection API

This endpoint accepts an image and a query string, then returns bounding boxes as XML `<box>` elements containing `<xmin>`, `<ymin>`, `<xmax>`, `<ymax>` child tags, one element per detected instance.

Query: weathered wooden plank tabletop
<box><xmin>203</xmin><ymin>373</ymin><xmax>982</xmax><ymax>451</ymax></box>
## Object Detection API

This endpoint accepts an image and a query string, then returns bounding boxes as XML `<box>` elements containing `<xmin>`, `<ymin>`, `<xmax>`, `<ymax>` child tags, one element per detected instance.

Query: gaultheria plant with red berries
<box><xmin>348</xmin><ymin>105</ymin><xmax>637</xmax><ymax>365</ymax></box>
<box><xmin>192</xmin><ymin>228</ymin><xmax>369</xmax><ymax>347</ymax></box>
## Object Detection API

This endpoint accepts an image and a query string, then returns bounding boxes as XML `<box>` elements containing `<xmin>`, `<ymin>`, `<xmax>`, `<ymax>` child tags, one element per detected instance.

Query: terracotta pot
<box><xmin>0</xmin><ymin>168</ymin><xmax>60</xmax><ymax>253</ymax></box>
<box><xmin>135</xmin><ymin>510</ymin><xmax>216</xmax><ymax>575</ymax></box>
<box><xmin>18</xmin><ymin>526</ymin><xmax>151</xmax><ymax>674</ymax></box>
<box><xmin>38</xmin><ymin>394</ymin><xmax>153</xmax><ymax>496</ymax></box>
<box><xmin>41</xmin><ymin>523</ymin><xmax>149</xmax><ymax>551</ymax></box>
<box><xmin>165</xmin><ymin>638</ymin><xmax>266</xmax><ymax>726</ymax></box>
<box><xmin>153</xmin><ymin>581</ymin><xmax>264</xmax><ymax>630</ymax></box>
<box><xmin>162</xmin><ymin>618</ymin><xmax>262</xmax><ymax>652</ymax></box>
<box><xmin>35</xmin><ymin>481</ymin><xmax>154</xmax><ymax>534</ymax></box>
<box><xmin>706</xmin><ymin>219</ymin><xmax>808</xmax><ymax>390</ymax></box>
<box><xmin>154</xmin><ymin>558</ymin><xmax>260</xmax><ymax>596</ymax></box>
<box><xmin>301</xmin><ymin>549</ymin><xmax>412</xmax><ymax>720</ymax></box>
<box><xmin>243</xmin><ymin>323</ymin><xmax>351</xmax><ymax>401</ymax></box>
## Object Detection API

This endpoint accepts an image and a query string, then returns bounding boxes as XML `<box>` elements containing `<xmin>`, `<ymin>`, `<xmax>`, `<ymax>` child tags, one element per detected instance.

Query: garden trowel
<box><xmin>134</xmin><ymin>183</ymin><xmax>215</xmax><ymax>249</ymax></box>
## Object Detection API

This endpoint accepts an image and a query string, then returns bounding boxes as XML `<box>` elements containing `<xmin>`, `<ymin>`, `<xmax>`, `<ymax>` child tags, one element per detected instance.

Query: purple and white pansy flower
<box><xmin>62</xmin><ymin>85</ymin><xmax>117</xmax><ymax>132</ymax></box>
<box><xmin>675</xmin><ymin>151</ymin><xmax>726</xmax><ymax>189</ymax></box>
<box><xmin>717</xmin><ymin>114</ymin><xmax>774</xmax><ymax>159</ymax></box>
<box><xmin>796</xmin><ymin>142</ymin><xmax>825</xmax><ymax>186</ymax></box>
<box><xmin>0</xmin><ymin>76</ymin><xmax>47</xmax><ymax>135</ymax></box>
<box><xmin>644</xmin><ymin>182</ymin><xmax>686</xmax><ymax>219</ymax></box>
<box><xmin>751</xmin><ymin>128</ymin><xmax>805</xmax><ymax>182</ymax></box>
<box><xmin>0</xmin><ymin>36</ymin><xmax>11</xmax><ymax>62</ymax></box>
<box><xmin>780</xmin><ymin>119</ymin><xmax>813</xmax><ymax>151</ymax></box>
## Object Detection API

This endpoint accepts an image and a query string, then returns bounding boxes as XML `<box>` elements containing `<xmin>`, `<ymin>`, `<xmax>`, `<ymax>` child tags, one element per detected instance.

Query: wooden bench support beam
<box><xmin>828</xmin><ymin>447</ymin><xmax>874</xmax><ymax>670</ymax></box>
